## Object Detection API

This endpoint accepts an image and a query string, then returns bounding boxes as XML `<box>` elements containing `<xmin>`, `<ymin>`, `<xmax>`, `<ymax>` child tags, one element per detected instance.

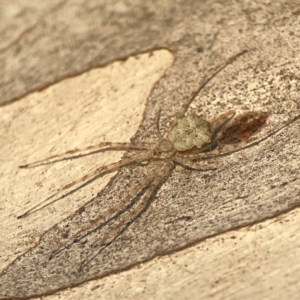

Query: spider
<box><xmin>18</xmin><ymin>49</ymin><xmax>289</xmax><ymax>271</ymax></box>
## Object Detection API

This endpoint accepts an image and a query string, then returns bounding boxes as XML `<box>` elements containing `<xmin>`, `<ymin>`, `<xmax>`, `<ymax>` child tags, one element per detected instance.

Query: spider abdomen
<box><xmin>167</xmin><ymin>114</ymin><xmax>212</xmax><ymax>152</ymax></box>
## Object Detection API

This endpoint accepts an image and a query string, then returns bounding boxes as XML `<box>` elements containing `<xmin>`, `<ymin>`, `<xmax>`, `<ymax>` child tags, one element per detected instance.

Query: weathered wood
<box><xmin>1</xmin><ymin>0</ymin><xmax>300</xmax><ymax>299</ymax></box>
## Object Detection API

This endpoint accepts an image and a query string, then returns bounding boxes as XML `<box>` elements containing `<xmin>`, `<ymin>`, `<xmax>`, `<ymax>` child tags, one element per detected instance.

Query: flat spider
<box><xmin>18</xmin><ymin>50</ymin><xmax>284</xmax><ymax>271</ymax></box>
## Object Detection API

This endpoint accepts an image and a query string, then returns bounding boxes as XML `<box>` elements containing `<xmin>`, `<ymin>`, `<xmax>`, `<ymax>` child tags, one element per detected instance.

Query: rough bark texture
<box><xmin>1</xmin><ymin>0</ymin><xmax>300</xmax><ymax>299</ymax></box>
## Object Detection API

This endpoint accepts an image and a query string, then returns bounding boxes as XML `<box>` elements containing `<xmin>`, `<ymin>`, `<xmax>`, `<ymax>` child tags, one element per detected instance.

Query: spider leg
<box><xmin>79</xmin><ymin>162</ymin><xmax>174</xmax><ymax>272</ymax></box>
<box><xmin>169</xmin><ymin>50</ymin><xmax>248</xmax><ymax>129</ymax></box>
<box><xmin>17</xmin><ymin>152</ymin><xmax>153</xmax><ymax>219</ymax></box>
<box><xmin>209</xmin><ymin>110</ymin><xmax>236</xmax><ymax>138</ymax></box>
<box><xmin>154</xmin><ymin>108</ymin><xmax>163</xmax><ymax>139</ymax></box>
<box><xmin>174</xmin><ymin>156</ymin><xmax>217</xmax><ymax>171</ymax></box>
<box><xmin>49</xmin><ymin>168</ymin><xmax>158</xmax><ymax>259</ymax></box>
<box><xmin>183</xmin><ymin>113</ymin><xmax>300</xmax><ymax>161</ymax></box>
<box><xmin>140</xmin><ymin>108</ymin><xmax>163</xmax><ymax>140</ymax></box>
<box><xmin>19</xmin><ymin>142</ymin><xmax>151</xmax><ymax>168</ymax></box>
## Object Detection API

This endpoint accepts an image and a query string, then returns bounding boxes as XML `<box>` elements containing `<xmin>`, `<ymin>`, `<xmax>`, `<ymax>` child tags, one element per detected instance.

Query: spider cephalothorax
<box><xmin>152</xmin><ymin>139</ymin><xmax>175</xmax><ymax>159</ymax></box>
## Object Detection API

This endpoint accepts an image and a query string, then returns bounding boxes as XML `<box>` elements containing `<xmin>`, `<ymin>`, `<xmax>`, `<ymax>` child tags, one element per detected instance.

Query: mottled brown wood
<box><xmin>1</xmin><ymin>0</ymin><xmax>300</xmax><ymax>299</ymax></box>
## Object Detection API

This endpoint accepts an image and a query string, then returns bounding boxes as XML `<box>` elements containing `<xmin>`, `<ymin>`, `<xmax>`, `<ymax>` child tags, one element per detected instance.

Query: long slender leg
<box><xmin>183</xmin><ymin>113</ymin><xmax>300</xmax><ymax>161</ymax></box>
<box><xmin>18</xmin><ymin>151</ymin><xmax>153</xmax><ymax>218</ymax></box>
<box><xmin>209</xmin><ymin>110</ymin><xmax>236</xmax><ymax>138</ymax></box>
<box><xmin>168</xmin><ymin>50</ymin><xmax>248</xmax><ymax>129</ymax></box>
<box><xmin>50</xmin><ymin>169</ymin><xmax>157</xmax><ymax>259</ymax></box>
<box><xmin>174</xmin><ymin>156</ymin><xmax>217</xmax><ymax>171</ymax></box>
<box><xmin>139</xmin><ymin>109</ymin><xmax>164</xmax><ymax>140</ymax></box>
<box><xmin>79</xmin><ymin>162</ymin><xmax>174</xmax><ymax>271</ymax></box>
<box><xmin>19</xmin><ymin>142</ymin><xmax>152</xmax><ymax>168</ymax></box>
<box><xmin>154</xmin><ymin>109</ymin><xmax>163</xmax><ymax>139</ymax></box>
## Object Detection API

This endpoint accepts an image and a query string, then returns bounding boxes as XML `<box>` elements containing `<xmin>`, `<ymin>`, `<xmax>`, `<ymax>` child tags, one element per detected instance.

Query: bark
<box><xmin>1</xmin><ymin>1</ymin><xmax>300</xmax><ymax>299</ymax></box>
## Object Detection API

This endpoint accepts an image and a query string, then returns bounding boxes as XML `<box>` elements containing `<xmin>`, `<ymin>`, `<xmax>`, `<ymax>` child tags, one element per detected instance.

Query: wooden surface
<box><xmin>1</xmin><ymin>1</ymin><xmax>300</xmax><ymax>299</ymax></box>
<box><xmin>46</xmin><ymin>208</ymin><xmax>300</xmax><ymax>300</ymax></box>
